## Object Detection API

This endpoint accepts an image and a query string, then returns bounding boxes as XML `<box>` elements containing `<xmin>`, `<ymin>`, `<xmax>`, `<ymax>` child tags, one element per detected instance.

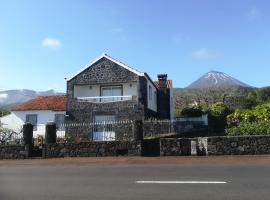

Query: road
<box><xmin>1</xmin><ymin>156</ymin><xmax>270</xmax><ymax>200</ymax></box>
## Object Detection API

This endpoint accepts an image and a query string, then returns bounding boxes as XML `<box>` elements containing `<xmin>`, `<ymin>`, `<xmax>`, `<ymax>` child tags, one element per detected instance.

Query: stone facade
<box><xmin>66</xmin><ymin>56</ymin><xmax>160</xmax><ymax>139</ymax></box>
<box><xmin>43</xmin><ymin>141</ymin><xmax>141</xmax><ymax>158</ymax></box>
<box><xmin>207</xmin><ymin>136</ymin><xmax>270</xmax><ymax>155</ymax></box>
<box><xmin>0</xmin><ymin>145</ymin><xmax>29</xmax><ymax>159</ymax></box>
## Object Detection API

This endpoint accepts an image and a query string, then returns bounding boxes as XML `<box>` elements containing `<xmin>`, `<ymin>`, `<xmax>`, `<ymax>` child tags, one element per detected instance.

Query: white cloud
<box><xmin>248</xmin><ymin>7</ymin><xmax>262</xmax><ymax>21</ymax></box>
<box><xmin>0</xmin><ymin>93</ymin><xmax>8</xmax><ymax>102</ymax></box>
<box><xmin>192</xmin><ymin>48</ymin><xmax>221</xmax><ymax>60</ymax></box>
<box><xmin>192</xmin><ymin>48</ymin><xmax>213</xmax><ymax>59</ymax></box>
<box><xmin>41</xmin><ymin>37</ymin><xmax>62</xmax><ymax>49</ymax></box>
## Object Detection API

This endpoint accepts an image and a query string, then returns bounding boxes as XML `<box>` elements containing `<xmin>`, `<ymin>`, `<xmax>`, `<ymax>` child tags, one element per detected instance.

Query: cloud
<box><xmin>192</xmin><ymin>48</ymin><xmax>221</xmax><ymax>60</ymax></box>
<box><xmin>41</xmin><ymin>37</ymin><xmax>62</xmax><ymax>49</ymax></box>
<box><xmin>192</xmin><ymin>48</ymin><xmax>213</xmax><ymax>59</ymax></box>
<box><xmin>0</xmin><ymin>93</ymin><xmax>8</xmax><ymax>102</ymax></box>
<box><xmin>248</xmin><ymin>7</ymin><xmax>262</xmax><ymax>21</ymax></box>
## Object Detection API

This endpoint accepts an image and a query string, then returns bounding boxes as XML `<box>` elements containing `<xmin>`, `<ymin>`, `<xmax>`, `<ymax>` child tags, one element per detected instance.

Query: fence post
<box><xmin>45</xmin><ymin>122</ymin><xmax>57</xmax><ymax>144</ymax></box>
<box><xmin>23</xmin><ymin>123</ymin><xmax>33</xmax><ymax>145</ymax></box>
<box><xmin>23</xmin><ymin>123</ymin><xmax>33</xmax><ymax>158</ymax></box>
<box><xmin>133</xmin><ymin>120</ymin><xmax>143</xmax><ymax>141</ymax></box>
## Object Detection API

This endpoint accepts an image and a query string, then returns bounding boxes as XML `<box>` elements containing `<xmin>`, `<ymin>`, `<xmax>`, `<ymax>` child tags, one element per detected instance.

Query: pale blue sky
<box><xmin>0</xmin><ymin>0</ymin><xmax>270</xmax><ymax>92</ymax></box>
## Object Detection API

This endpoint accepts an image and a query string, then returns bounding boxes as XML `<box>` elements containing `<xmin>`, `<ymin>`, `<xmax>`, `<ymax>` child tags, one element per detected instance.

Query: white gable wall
<box><xmin>0</xmin><ymin>110</ymin><xmax>65</xmax><ymax>138</ymax></box>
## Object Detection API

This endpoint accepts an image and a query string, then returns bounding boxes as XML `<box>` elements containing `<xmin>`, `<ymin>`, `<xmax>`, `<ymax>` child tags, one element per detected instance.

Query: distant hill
<box><xmin>187</xmin><ymin>71</ymin><xmax>251</xmax><ymax>89</ymax></box>
<box><xmin>0</xmin><ymin>89</ymin><xmax>65</xmax><ymax>109</ymax></box>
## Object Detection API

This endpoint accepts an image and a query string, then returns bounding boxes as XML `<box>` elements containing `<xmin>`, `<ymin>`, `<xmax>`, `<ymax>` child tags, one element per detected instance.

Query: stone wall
<box><xmin>160</xmin><ymin>138</ymin><xmax>191</xmax><ymax>156</ymax></box>
<box><xmin>160</xmin><ymin>136</ymin><xmax>270</xmax><ymax>156</ymax></box>
<box><xmin>207</xmin><ymin>136</ymin><xmax>270</xmax><ymax>155</ymax></box>
<box><xmin>0</xmin><ymin>145</ymin><xmax>29</xmax><ymax>159</ymax></box>
<box><xmin>43</xmin><ymin>141</ymin><xmax>141</xmax><ymax>158</ymax></box>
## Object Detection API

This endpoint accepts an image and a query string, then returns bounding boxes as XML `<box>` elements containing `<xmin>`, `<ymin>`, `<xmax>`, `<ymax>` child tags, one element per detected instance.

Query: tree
<box><xmin>226</xmin><ymin>103</ymin><xmax>270</xmax><ymax>135</ymax></box>
<box><xmin>0</xmin><ymin>124</ymin><xmax>21</xmax><ymax>145</ymax></box>
<box><xmin>180</xmin><ymin>107</ymin><xmax>204</xmax><ymax>117</ymax></box>
<box><xmin>207</xmin><ymin>102</ymin><xmax>231</xmax><ymax>134</ymax></box>
<box><xmin>0</xmin><ymin>108</ymin><xmax>10</xmax><ymax>117</ymax></box>
<box><xmin>256</xmin><ymin>87</ymin><xmax>270</xmax><ymax>103</ymax></box>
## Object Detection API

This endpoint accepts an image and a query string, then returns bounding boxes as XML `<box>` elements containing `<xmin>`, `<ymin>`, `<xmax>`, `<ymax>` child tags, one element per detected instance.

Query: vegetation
<box><xmin>173</xmin><ymin>86</ymin><xmax>255</xmax><ymax>110</ymax></box>
<box><xmin>226</xmin><ymin>103</ymin><xmax>270</xmax><ymax>135</ymax></box>
<box><xmin>0</xmin><ymin>107</ymin><xmax>10</xmax><ymax>117</ymax></box>
<box><xmin>0</xmin><ymin>123</ymin><xmax>21</xmax><ymax>145</ymax></box>
<box><xmin>174</xmin><ymin>85</ymin><xmax>270</xmax><ymax>136</ymax></box>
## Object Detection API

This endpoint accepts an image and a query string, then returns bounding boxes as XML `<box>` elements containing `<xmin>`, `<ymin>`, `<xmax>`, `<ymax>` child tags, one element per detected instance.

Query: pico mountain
<box><xmin>187</xmin><ymin>71</ymin><xmax>251</xmax><ymax>89</ymax></box>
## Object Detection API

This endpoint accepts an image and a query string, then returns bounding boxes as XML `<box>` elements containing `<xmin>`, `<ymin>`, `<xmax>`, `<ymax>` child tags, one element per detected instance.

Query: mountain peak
<box><xmin>187</xmin><ymin>71</ymin><xmax>251</xmax><ymax>89</ymax></box>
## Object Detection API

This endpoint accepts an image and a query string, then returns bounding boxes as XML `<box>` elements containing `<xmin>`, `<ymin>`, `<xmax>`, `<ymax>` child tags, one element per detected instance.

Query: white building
<box><xmin>0</xmin><ymin>96</ymin><xmax>66</xmax><ymax>138</ymax></box>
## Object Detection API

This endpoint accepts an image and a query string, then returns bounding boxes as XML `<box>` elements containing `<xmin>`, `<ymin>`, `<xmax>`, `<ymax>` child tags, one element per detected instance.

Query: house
<box><xmin>0</xmin><ymin>96</ymin><xmax>66</xmax><ymax>138</ymax></box>
<box><xmin>65</xmin><ymin>53</ymin><xmax>173</xmax><ymax>140</ymax></box>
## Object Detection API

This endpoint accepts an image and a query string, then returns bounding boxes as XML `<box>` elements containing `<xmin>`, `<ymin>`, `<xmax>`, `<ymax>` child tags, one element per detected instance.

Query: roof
<box><xmin>12</xmin><ymin>96</ymin><xmax>66</xmax><ymax>111</ymax></box>
<box><xmin>153</xmin><ymin>80</ymin><xmax>173</xmax><ymax>89</ymax></box>
<box><xmin>67</xmin><ymin>53</ymin><xmax>144</xmax><ymax>81</ymax></box>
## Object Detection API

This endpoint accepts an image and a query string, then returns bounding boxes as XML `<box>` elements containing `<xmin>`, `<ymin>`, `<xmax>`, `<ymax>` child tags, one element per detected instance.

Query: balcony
<box><xmin>77</xmin><ymin>95</ymin><xmax>136</xmax><ymax>103</ymax></box>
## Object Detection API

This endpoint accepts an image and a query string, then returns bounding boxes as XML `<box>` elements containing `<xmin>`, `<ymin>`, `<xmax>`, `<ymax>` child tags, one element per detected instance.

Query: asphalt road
<box><xmin>1</xmin><ymin>157</ymin><xmax>270</xmax><ymax>200</ymax></box>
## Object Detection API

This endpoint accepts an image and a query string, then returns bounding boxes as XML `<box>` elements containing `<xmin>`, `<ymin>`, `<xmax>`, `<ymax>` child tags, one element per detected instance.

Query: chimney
<box><xmin>157</xmin><ymin>74</ymin><xmax>167</xmax><ymax>89</ymax></box>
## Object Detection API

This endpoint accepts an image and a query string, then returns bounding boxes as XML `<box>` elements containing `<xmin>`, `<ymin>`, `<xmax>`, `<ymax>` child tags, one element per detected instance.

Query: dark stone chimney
<box><xmin>158</xmin><ymin>74</ymin><xmax>168</xmax><ymax>90</ymax></box>
<box><xmin>157</xmin><ymin>74</ymin><xmax>170</xmax><ymax>119</ymax></box>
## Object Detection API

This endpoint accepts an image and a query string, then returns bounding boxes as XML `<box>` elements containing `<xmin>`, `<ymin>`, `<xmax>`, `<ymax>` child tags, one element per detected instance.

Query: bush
<box><xmin>180</xmin><ymin>107</ymin><xmax>204</xmax><ymax>117</ymax></box>
<box><xmin>226</xmin><ymin>103</ymin><xmax>270</xmax><ymax>136</ymax></box>
<box><xmin>226</xmin><ymin>121</ymin><xmax>270</xmax><ymax>136</ymax></box>
<box><xmin>207</xmin><ymin>102</ymin><xmax>231</xmax><ymax>134</ymax></box>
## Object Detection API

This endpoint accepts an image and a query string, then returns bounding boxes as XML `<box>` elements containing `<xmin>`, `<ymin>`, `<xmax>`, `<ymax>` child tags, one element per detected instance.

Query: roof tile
<box><xmin>12</xmin><ymin>96</ymin><xmax>66</xmax><ymax>111</ymax></box>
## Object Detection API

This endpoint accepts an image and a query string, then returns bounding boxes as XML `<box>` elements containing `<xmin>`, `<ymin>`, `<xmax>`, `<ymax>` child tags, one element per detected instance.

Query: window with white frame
<box><xmin>100</xmin><ymin>85</ymin><xmax>123</xmax><ymax>102</ymax></box>
<box><xmin>55</xmin><ymin>114</ymin><xmax>65</xmax><ymax>130</ymax></box>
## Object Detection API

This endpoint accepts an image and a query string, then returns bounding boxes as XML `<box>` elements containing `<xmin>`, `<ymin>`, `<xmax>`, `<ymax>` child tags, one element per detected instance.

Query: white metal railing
<box><xmin>77</xmin><ymin>95</ymin><xmax>135</xmax><ymax>103</ymax></box>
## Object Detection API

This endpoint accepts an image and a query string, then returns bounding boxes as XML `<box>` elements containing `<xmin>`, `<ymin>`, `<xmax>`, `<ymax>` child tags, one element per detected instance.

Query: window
<box><xmin>100</xmin><ymin>85</ymin><xmax>123</xmax><ymax>102</ymax></box>
<box><xmin>26</xmin><ymin>114</ymin><xmax>37</xmax><ymax>131</ymax></box>
<box><xmin>154</xmin><ymin>91</ymin><xmax>157</xmax><ymax>104</ymax></box>
<box><xmin>149</xmin><ymin>85</ymin><xmax>152</xmax><ymax>100</ymax></box>
<box><xmin>101</xmin><ymin>86</ymin><xmax>122</xmax><ymax>96</ymax></box>
<box><xmin>55</xmin><ymin>114</ymin><xmax>65</xmax><ymax>130</ymax></box>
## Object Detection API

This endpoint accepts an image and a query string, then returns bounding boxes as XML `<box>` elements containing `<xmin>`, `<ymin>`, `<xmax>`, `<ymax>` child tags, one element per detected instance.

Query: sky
<box><xmin>0</xmin><ymin>0</ymin><xmax>270</xmax><ymax>92</ymax></box>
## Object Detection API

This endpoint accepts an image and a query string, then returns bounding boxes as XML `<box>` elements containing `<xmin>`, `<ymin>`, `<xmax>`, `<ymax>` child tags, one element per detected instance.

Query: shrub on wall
<box><xmin>226</xmin><ymin>103</ymin><xmax>270</xmax><ymax>135</ymax></box>
<box><xmin>207</xmin><ymin>102</ymin><xmax>231</xmax><ymax>134</ymax></box>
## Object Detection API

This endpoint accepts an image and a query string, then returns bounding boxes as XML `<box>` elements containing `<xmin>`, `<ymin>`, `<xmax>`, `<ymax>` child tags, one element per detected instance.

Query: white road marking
<box><xmin>136</xmin><ymin>181</ymin><xmax>227</xmax><ymax>184</ymax></box>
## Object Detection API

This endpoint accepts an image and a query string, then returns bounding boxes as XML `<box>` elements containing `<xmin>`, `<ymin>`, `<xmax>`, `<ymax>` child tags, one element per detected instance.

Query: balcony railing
<box><xmin>77</xmin><ymin>95</ymin><xmax>136</xmax><ymax>103</ymax></box>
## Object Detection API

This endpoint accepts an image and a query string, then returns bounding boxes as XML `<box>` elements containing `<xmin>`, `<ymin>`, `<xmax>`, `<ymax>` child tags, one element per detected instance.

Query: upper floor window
<box><xmin>101</xmin><ymin>86</ymin><xmax>122</xmax><ymax>96</ymax></box>
<box><xmin>149</xmin><ymin>85</ymin><xmax>152</xmax><ymax>100</ymax></box>
<box><xmin>26</xmin><ymin>114</ymin><xmax>37</xmax><ymax>131</ymax></box>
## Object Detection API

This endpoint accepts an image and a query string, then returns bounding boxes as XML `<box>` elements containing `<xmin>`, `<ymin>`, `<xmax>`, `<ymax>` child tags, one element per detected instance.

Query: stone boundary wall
<box><xmin>0</xmin><ymin>145</ymin><xmax>29</xmax><ymax>159</ymax></box>
<box><xmin>160</xmin><ymin>136</ymin><xmax>270</xmax><ymax>156</ymax></box>
<box><xmin>43</xmin><ymin>141</ymin><xmax>142</xmax><ymax>158</ymax></box>
<box><xmin>160</xmin><ymin>138</ymin><xmax>191</xmax><ymax>156</ymax></box>
<box><xmin>207</xmin><ymin>136</ymin><xmax>270</xmax><ymax>155</ymax></box>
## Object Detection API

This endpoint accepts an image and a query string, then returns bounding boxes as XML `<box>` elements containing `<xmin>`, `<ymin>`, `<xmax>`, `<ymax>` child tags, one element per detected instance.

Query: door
<box><xmin>93</xmin><ymin>115</ymin><xmax>116</xmax><ymax>141</ymax></box>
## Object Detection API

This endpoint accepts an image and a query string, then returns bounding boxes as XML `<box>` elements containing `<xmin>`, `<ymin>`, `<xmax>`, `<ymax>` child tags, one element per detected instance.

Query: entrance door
<box><xmin>93</xmin><ymin>115</ymin><xmax>116</xmax><ymax>141</ymax></box>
